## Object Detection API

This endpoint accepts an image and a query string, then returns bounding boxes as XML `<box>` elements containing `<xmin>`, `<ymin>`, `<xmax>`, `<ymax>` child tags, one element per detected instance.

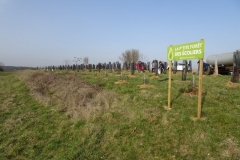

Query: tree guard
<box><xmin>109</xmin><ymin>62</ymin><xmax>112</xmax><ymax>73</ymax></box>
<box><xmin>155</xmin><ymin>60</ymin><xmax>158</xmax><ymax>76</ymax></box>
<box><xmin>231</xmin><ymin>50</ymin><xmax>240</xmax><ymax>83</ymax></box>
<box><xmin>131</xmin><ymin>62</ymin><xmax>135</xmax><ymax>75</ymax></box>
<box><xmin>182</xmin><ymin>60</ymin><xmax>187</xmax><ymax>81</ymax></box>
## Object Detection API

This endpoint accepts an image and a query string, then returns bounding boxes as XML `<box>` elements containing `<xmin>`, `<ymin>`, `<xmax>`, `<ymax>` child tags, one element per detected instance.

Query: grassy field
<box><xmin>0</xmin><ymin>69</ymin><xmax>239</xmax><ymax>159</ymax></box>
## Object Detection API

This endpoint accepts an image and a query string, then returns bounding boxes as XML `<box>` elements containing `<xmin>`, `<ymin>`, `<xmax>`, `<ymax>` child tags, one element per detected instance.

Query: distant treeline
<box><xmin>3</xmin><ymin>66</ymin><xmax>37</xmax><ymax>70</ymax></box>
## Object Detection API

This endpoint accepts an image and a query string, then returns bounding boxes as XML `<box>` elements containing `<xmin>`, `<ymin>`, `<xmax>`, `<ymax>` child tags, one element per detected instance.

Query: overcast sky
<box><xmin>1</xmin><ymin>0</ymin><xmax>240</xmax><ymax>67</ymax></box>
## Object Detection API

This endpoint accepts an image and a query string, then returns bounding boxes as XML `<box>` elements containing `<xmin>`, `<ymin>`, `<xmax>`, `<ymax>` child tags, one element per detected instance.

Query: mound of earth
<box><xmin>16</xmin><ymin>70</ymin><xmax>119</xmax><ymax>120</ymax></box>
<box><xmin>138</xmin><ymin>84</ymin><xmax>155</xmax><ymax>89</ymax></box>
<box><xmin>226</xmin><ymin>81</ymin><xmax>239</xmax><ymax>87</ymax></box>
<box><xmin>180</xmin><ymin>86</ymin><xmax>199</xmax><ymax>95</ymax></box>
<box><xmin>114</xmin><ymin>80</ymin><xmax>127</xmax><ymax>84</ymax></box>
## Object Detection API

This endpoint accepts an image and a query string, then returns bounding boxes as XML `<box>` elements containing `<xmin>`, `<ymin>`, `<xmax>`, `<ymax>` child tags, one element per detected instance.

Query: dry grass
<box><xmin>183</xmin><ymin>86</ymin><xmax>199</xmax><ymax>95</ymax></box>
<box><xmin>161</xmin><ymin>113</ymin><xmax>169</xmax><ymax>125</ymax></box>
<box><xmin>114</xmin><ymin>80</ymin><xmax>127</xmax><ymax>84</ymax></box>
<box><xmin>220</xmin><ymin>138</ymin><xmax>240</xmax><ymax>159</ymax></box>
<box><xmin>138</xmin><ymin>84</ymin><xmax>156</xmax><ymax>89</ymax></box>
<box><xmin>143</xmin><ymin>107</ymin><xmax>160</xmax><ymax>124</ymax></box>
<box><xmin>16</xmin><ymin>70</ymin><xmax>119</xmax><ymax>120</ymax></box>
<box><xmin>226</xmin><ymin>81</ymin><xmax>239</xmax><ymax>87</ymax></box>
<box><xmin>128</xmin><ymin>74</ymin><xmax>136</xmax><ymax>78</ymax></box>
<box><xmin>163</xmin><ymin>105</ymin><xmax>171</xmax><ymax>111</ymax></box>
<box><xmin>1</xmin><ymin>94</ymin><xmax>16</xmax><ymax>111</ymax></box>
<box><xmin>150</xmin><ymin>76</ymin><xmax>159</xmax><ymax>79</ymax></box>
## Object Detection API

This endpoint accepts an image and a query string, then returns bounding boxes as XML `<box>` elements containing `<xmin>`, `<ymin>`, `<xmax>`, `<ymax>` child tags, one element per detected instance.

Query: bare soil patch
<box><xmin>138</xmin><ymin>84</ymin><xmax>155</xmax><ymax>89</ymax></box>
<box><xmin>150</xmin><ymin>76</ymin><xmax>159</xmax><ymax>79</ymax></box>
<box><xmin>226</xmin><ymin>81</ymin><xmax>239</xmax><ymax>87</ymax></box>
<box><xmin>163</xmin><ymin>105</ymin><xmax>171</xmax><ymax>111</ymax></box>
<box><xmin>114</xmin><ymin>80</ymin><xmax>127</xmax><ymax>84</ymax></box>
<box><xmin>220</xmin><ymin>138</ymin><xmax>240</xmax><ymax>159</ymax></box>
<box><xmin>181</xmin><ymin>86</ymin><xmax>200</xmax><ymax>95</ymax></box>
<box><xmin>128</xmin><ymin>74</ymin><xmax>136</xmax><ymax>78</ymax></box>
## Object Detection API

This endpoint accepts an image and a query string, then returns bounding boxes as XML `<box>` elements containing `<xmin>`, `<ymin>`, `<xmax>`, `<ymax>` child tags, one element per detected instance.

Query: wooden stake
<box><xmin>197</xmin><ymin>59</ymin><xmax>203</xmax><ymax>118</ymax></box>
<box><xmin>168</xmin><ymin>60</ymin><xmax>172</xmax><ymax>109</ymax></box>
<box><xmin>215</xmin><ymin>60</ymin><xmax>218</xmax><ymax>75</ymax></box>
<box><xmin>193</xmin><ymin>74</ymin><xmax>195</xmax><ymax>87</ymax></box>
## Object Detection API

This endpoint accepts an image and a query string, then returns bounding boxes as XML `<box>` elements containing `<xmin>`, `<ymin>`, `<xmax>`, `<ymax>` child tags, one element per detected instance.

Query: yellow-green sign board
<box><xmin>167</xmin><ymin>40</ymin><xmax>204</xmax><ymax>60</ymax></box>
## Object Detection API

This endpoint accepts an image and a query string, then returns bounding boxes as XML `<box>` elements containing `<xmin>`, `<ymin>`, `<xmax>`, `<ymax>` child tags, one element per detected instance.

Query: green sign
<box><xmin>167</xmin><ymin>40</ymin><xmax>204</xmax><ymax>61</ymax></box>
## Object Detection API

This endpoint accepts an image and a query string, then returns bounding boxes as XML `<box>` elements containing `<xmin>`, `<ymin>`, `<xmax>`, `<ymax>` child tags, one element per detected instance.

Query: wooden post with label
<box><xmin>215</xmin><ymin>60</ymin><xmax>218</xmax><ymax>75</ymax></box>
<box><xmin>197</xmin><ymin>59</ymin><xmax>203</xmax><ymax>118</ymax></box>
<box><xmin>168</xmin><ymin>60</ymin><xmax>172</xmax><ymax>109</ymax></box>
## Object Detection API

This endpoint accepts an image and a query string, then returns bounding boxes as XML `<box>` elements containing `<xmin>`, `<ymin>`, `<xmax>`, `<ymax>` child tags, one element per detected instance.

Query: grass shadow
<box><xmin>170</xmin><ymin>90</ymin><xmax>182</xmax><ymax>107</ymax></box>
<box><xmin>201</xmin><ymin>91</ymin><xmax>207</xmax><ymax>108</ymax></box>
<box><xmin>158</xmin><ymin>78</ymin><xmax>173</xmax><ymax>82</ymax></box>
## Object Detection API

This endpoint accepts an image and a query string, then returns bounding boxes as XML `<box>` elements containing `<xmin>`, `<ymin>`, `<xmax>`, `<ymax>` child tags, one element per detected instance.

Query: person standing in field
<box><xmin>159</xmin><ymin>61</ymin><xmax>165</xmax><ymax>74</ymax></box>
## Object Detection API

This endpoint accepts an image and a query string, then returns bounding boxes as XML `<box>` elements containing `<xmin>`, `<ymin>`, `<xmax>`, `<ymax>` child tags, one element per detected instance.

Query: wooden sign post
<box><xmin>168</xmin><ymin>60</ymin><xmax>172</xmax><ymax>109</ymax></box>
<box><xmin>215</xmin><ymin>60</ymin><xmax>218</xmax><ymax>75</ymax></box>
<box><xmin>167</xmin><ymin>40</ymin><xmax>205</xmax><ymax>118</ymax></box>
<box><xmin>197</xmin><ymin>59</ymin><xmax>203</xmax><ymax>118</ymax></box>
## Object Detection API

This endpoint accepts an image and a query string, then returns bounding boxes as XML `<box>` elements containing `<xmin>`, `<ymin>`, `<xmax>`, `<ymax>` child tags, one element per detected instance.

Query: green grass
<box><xmin>0</xmin><ymin>70</ymin><xmax>16</xmax><ymax>76</ymax></box>
<box><xmin>0</xmin><ymin>70</ymin><xmax>240</xmax><ymax>159</ymax></box>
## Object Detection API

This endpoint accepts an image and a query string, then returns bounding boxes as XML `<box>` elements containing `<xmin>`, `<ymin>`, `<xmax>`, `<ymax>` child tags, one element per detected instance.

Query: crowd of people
<box><xmin>135</xmin><ymin>60</ymin><xmax>166</xmax><ymax>74</ymax></box>
<box><xmin>135</xmin><ymin>61</ymin><xmax>145</xmax><ymax>72</ymax></box>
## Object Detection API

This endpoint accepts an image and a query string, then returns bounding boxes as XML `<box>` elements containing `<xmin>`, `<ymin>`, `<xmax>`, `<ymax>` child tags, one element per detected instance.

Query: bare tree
<box><xmin>119</xmin><ymin>49</ymin><xmax>140</xmax><ymax>63</ymax></box>
<box><xmin>0</xmin><ymin>62</ymin><xmax>4</xmax><ymax>71</ymax></box>
<box><xmin>73</xmin><ymin>57</ymin><xmax>82</xmax><ymax>65</ymax></box>
<box><xmin>83</xmin><ymin>57</ymin><xmax>89</xmax><ymax>65</ymax></box>
<box><xmin>63</xmin><ymin>59</ymin><xmax>71</xmax><ymax>70</ymax></box>
<box><xmin>63</xmin><ymin>59</ymin><xmax>71</xmax><ymax>65</ymax></box>
<box><xmin>139</xmin><ymin>53</ymin><xmax>149</xmax><ymax>62</ymax></box>
<box><xmin>73</xmin><ymin>57</ymin><xmax>82</xmax><ymax>71</ymax></box>
<box><xmin>131</xmin><ymin>49</ymin><xmax>139</xmax><ymax>63</ymax></box>
<box><xmin>119</xmin><ymin>50</ymin><xmax>131</xmax><ymax>63</ymax></box>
